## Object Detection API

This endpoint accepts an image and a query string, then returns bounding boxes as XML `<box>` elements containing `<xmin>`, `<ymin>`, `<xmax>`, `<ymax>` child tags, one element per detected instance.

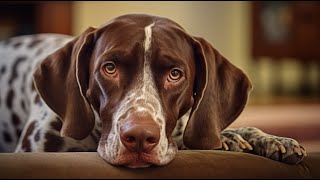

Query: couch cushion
<box><xmin>0</xmin><ymin>150</ymin><xmax>319</xmax><ymax>178</ymax></box>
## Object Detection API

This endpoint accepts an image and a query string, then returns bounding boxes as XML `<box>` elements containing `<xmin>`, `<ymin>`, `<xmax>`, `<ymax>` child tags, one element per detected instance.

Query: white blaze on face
<box><xmin>99</xmin><ymin>22</ymin><xmax>176</xmax><ymax>166</ymax></box>
<box><xmin>144</xmin><ymin>23</ymin><xmax>154</xmax><ymax>55</ymax></box>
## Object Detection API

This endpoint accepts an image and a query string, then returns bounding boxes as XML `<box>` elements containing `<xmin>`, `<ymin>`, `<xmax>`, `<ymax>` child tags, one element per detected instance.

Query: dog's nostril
<box><xmin>126</xmin><ymin>136</ymin><xmax>135</xmax><ymax>143</ymax></box>
<box><xmin>146</xmin><ymin>137</ymin><xmax>158</xmax><ymax>144</ymax></box>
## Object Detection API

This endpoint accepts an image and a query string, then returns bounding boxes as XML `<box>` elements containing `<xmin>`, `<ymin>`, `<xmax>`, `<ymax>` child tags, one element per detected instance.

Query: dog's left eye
<box><xmin>168</xmin><ymin>68</ymin><xmax>183</xmax><ymax>82</ymax></box>
<box><xmin>104</xmin><ymin>62</ymin><xmax>117</xmax><ymax>75</ymax></box>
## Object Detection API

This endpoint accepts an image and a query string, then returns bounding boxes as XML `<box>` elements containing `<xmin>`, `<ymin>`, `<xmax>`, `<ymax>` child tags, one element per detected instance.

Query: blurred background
<box><xmin>1</xmin><ymin>1</ymin><xmax>319</xmax><ymax>151</ymax></box>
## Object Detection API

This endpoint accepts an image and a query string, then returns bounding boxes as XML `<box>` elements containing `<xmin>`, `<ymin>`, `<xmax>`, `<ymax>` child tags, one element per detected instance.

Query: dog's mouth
<box><xmin>97</xmin><ymin>139</ymin><xmax>177</xmax><ymax>168</ymax></box>
<box><xmin>123</xmin><ymin>153</ymin><xmax>158</xmax><ymax>168</ymax></box>
<box><xmin>100</xmin><ymin>150</ymin><xmax>169</xmax><ymax>168</ymax></box>
<box><xmin>97</xmin><ymin>151</ymin><xmax>161</xmax><ymax>168</ymax></box>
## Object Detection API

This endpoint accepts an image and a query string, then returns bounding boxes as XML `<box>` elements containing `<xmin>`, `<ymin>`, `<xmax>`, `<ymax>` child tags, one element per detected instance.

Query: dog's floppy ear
<box><xmin>33</xmin><ymin>27</ymin><xmax>97</xmax><ymax>140</ymax></box>
<box><xmin>183</xmin><ymin>37</ymin><xmax>252</xmax><ymax>149</ymax></box>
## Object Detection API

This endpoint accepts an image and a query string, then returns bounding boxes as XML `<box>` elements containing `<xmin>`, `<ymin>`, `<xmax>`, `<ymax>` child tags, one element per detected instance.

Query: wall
<box><xmin>72</xmin><ymin>2</ymin><xmax>247</xmax><ymax>68</ymax></box>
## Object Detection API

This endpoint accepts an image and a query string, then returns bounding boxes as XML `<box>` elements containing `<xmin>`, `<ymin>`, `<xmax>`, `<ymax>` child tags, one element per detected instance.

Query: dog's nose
<box><xmin>120</xmin><ymin>117</ymin><xmax>160</xmax><ymax>153</ymax></box>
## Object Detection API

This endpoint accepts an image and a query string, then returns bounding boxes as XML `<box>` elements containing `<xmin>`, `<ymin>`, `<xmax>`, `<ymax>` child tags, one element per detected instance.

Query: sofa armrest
<box><xmin>0</xmin><ymin>150</ymin><xmax>319</xmax><ymax>179</ymax></box>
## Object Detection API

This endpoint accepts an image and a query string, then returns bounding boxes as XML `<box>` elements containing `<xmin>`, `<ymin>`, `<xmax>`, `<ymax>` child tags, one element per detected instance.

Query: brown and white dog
<box><xmin>0</xmin><ymin>14</ymin><xmax>306</xmax><ymax>168</ymax></box>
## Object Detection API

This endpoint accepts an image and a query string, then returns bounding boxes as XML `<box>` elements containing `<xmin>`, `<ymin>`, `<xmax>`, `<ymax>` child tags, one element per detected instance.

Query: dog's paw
<box><xmin>255</xmin><ymin>135</ymin><xmax>307</xmax><ymax>165</ymax></box>
<box><xmin>220</xmin><ymin>131</ymin><xmax>253</xmax><ymax>152</ymax></box>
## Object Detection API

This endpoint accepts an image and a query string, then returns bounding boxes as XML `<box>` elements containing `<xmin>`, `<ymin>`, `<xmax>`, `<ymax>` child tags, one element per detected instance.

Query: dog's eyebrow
<box><xmin>94</xmin><ymin>50</ymin><xmax>137</xmax><ymax>69</ymax></box>
<box><xmin>96</xmin><ymin>50</ymin><xmax>124</xmax><ymax>61</ymax></box>
<box><xmin>157</xmin><ymin>52</ymin><xmax>188</xmax><ymax>69</ymax></box>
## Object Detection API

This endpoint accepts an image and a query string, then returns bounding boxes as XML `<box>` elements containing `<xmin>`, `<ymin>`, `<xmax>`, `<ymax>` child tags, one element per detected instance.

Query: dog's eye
<box><xmin>104</xmin><ymin>62</ymin><xmax>117</xmax><ymax>74</ymax></box>
<box><xmin>168</xmin><ymin>68</ymin><xmax>183</xmax><ymax>82</ymax></box>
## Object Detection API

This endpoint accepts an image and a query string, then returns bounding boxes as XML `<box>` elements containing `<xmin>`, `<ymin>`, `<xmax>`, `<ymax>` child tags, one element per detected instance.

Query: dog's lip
<box><xmin>98</xmin><ymin>138</ymin><xmax>178</xmax><ymax>167</ymax></box>
<box><xmin>114</xmin><ymin>152</ymin><xmax>161</xmax><ymax>168</ymax></box>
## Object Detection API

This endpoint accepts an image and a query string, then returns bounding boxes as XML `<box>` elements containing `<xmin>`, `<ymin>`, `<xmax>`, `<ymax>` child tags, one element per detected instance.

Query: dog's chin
<box><xmin>97</xmin><ymin>141</ymin><xmax>177</xmax><ymax>168</ymax></box>
<box><xmin>98</xmin><ymin>151</ymin><xmax>169</xmax><ymax>168</ymax></box>
<box><xmin>126</xmin><ymin>160</ymin><xmax>152</xmax><ymax>168</ymax></box>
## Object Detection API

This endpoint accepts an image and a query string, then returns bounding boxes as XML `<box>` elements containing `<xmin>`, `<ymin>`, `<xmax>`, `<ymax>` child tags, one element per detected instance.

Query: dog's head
<box><xmin>33</xmin><ymin>14</ymin><xmax>251</xmax><ymax>168</ymax></box>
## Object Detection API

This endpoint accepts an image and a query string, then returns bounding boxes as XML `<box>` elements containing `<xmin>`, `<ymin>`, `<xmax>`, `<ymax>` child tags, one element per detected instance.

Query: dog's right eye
<box><xmin>103</xmin><ymin>61</ymin><xmax>117</xmax><ymax>75</ymax></box>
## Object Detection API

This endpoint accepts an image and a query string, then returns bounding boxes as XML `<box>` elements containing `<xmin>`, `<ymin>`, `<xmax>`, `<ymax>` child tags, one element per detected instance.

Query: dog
<box><xmin>0</xmin><ymin>14</ymin><xmax>306</xmax><ymax>168</ymax></box>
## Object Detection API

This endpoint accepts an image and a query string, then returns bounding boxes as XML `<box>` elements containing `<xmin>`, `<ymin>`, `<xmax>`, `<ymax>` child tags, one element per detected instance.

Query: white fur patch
<box><xmin>144</xmin><ymin>23</ymin><xmax>154</xmax><ymax>53</ymax></box>
<box><xmin>171</xmin><ymin>109</ymin><xmax>191</xmax><ymax>150</ymax></box>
